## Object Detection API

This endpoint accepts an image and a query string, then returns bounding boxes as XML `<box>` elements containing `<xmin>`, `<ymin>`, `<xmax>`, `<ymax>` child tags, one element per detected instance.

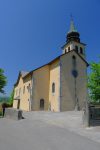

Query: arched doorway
<box><xmin>40</xmin><ymin>99</ymin><xmax>44</xmax><ymax>110</ymax></box>
<box><xmin>17</xmin><ymin>99</ymin><xmax>20</xmax><ymax>109</ymax></box>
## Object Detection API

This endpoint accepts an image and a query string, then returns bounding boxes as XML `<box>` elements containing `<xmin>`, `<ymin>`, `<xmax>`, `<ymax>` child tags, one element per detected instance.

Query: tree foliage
<box><xmin>88</xmin><ymin>59</ymin><xmax>100</xmax><ymax>103</ymax></box>
<box><xmin>8</xmin><ymin>89</ymin><xmax>14</xmax><ymax>106</ymax></box>
<box><xmin>0</xmin><ymin>69</ymin><xmax>7</xmax><ymax>94</ymax></box>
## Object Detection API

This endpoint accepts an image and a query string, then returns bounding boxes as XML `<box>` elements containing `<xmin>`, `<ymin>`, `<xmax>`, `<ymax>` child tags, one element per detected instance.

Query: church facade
<box><xmin>13</xmin><ymin>20</ymin><xmax>89</xmax><ymax>112</ymax></box>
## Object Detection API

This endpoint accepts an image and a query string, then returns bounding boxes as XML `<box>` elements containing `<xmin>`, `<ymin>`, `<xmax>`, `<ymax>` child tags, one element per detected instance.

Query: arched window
<box><xmin>40</xmin><ymin>99</ymin><xmax>44</xmax><ymax>110</ymax></box>
<box><xmin>68</xmin><ymin>46</ymin><xmax>70</xmax><ymax>52</ymax></box>
<box><xmin>52</xmin><ymin>83</ymin><xmax>55</xmax><ymax>93</ymax></box>
<box><xmin>75</xmin><ymin>46</ymin><xmax>78</xmax><ymax>53</ymax></box>
<box><xmin>72</xmin><ymin>55</ymin><xmax>76</xmax><ymax>67</ymax></box>
<box><xmin>23</xmin><ymin>86</ymin><xmax>25</xmax><ymax>94</ymax></box>
<box><xmin>80</xmin><ymin>47</ymin><xmax>83</xmax><ymax>54</ymax></box>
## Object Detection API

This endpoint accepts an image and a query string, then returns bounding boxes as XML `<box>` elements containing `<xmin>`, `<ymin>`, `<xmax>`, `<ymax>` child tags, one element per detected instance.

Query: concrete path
<box><xmin>0</xmin><ymin>111</ymin><xmax>100</xmax><ymax>150</ymax></box>
<box><xmin>24</xmin><ymin>111</ymin><xmax>100</xmax><ymax>143</ymax></box>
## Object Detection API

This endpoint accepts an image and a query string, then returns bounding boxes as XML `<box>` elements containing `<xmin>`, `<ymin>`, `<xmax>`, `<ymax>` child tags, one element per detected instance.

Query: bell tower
<box><xmin>62</xmin><ymin>18</ymin><xmax>86</xmax><ymax>58</ymax></box>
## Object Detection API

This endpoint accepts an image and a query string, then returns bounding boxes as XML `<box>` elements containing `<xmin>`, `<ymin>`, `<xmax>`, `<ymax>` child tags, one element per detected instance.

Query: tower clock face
<box><xmin>72</xmin><ymin>69</ymin><xmax>78</xmax><ymax>78</ymax></box>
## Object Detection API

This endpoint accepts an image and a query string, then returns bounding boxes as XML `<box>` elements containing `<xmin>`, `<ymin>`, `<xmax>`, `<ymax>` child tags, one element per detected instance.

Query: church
<box><xmin>13</xmin><ymin>20</ymin><xmax>89</xmax><ymax>112</ymax></box>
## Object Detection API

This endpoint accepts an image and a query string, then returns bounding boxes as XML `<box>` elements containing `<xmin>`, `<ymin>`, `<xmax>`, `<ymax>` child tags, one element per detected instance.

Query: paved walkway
<box><xmin>0</xmin><ymin>111</ymin><xmax>100</xmax><ymax>150</ymax></box>
<box><xmin>24</xmin><ymin>111</ymin><xmax>100</xmax><ymax>143</ymax></box>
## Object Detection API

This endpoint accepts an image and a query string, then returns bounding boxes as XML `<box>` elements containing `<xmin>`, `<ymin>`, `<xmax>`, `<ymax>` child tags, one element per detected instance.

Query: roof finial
<box><xmin>68</xmin><ymin>14</ymin><xmax>77</xmax><ymax>33</ymax></box>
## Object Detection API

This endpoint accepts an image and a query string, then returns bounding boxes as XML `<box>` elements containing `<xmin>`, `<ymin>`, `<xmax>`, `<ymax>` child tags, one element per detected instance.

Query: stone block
<box><xmin>4</xmin><ymin>108</ymin><xmax>23</xmax><ymax>120</ymax></box>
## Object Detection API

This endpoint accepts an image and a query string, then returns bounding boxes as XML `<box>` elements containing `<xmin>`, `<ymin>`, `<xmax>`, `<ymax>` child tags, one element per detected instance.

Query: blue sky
<box><xmin>0</xmin><ymin>0</ymin><xmax>100</xmax><ymax>96</ymax></box>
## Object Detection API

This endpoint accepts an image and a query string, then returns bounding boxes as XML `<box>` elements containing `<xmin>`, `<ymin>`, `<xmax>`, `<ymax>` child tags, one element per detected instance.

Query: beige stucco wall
<box><xmin>13</xmin><ymin>100</ymin><xmax>18</xmax><ymax>109</ymax></box>
<box><xmin>32</xmin><ymin>65</ymin><xmax>50</xmax><ymax>111</ymax></box>
<box><xmin>21</xmin><ymin>75</ymin><xmax>32</xmax><ymax>111</ymax></box>
<box><xmin>49</xmin><ymin>60</ymin><xmax>60</xmax><ymax>112</ymax></box>
<box><xmin>13</xmin><ymin>76</ymin><xmax>23</xmax><ymax>109</ymax></box>
<box><xmin>13</xmin><ymin>75</ymin><xmax>32</xmax><ymax>111</ymax></box>
<box><xmin>60</xmin><ymin>51</ymin><xmax>88</xmax><ymax>111</ymax></box>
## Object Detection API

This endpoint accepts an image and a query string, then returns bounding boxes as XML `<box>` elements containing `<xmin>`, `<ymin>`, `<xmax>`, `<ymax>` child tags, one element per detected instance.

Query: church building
<box><xmin>13</xmin><ymin>20</ymin><xmax>89</xmax><ymax>112</ymax></box>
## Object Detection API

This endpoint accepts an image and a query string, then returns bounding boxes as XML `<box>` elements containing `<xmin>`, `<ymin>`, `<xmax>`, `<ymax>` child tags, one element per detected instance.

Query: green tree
<box><xmin>8</xmin><ymin>89</ymin><xmax>14</xmax><ymax>106</ymax></box>
<box><xmin>0</xmin><ymin>69</ymin><xmax>7</xmax><ymax>94</ymax></box>
<box><xmin>88</xmin><ymin>59</ymin><xmax>100</xmax><ymax>103</ymax></box>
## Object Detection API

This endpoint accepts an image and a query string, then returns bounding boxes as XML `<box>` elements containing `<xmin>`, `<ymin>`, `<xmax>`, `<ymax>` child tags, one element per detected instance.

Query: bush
<box><xmin>1</xmin><ymin>102</ymin><xmax>12</xmax><ymax>116</ymax></box>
